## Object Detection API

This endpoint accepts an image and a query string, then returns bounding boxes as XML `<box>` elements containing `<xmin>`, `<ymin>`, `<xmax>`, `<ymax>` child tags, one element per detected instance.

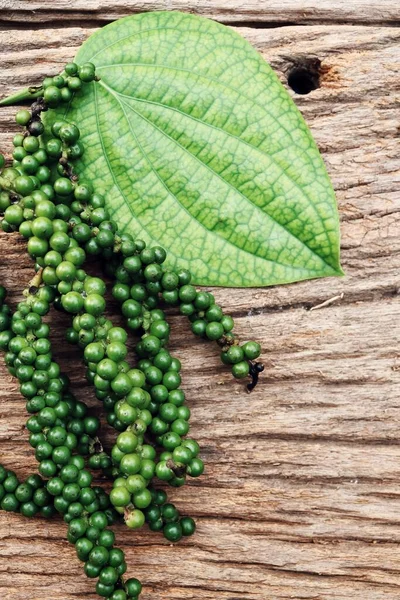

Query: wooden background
<box><xmin>0</xmin><ymin>2</ymin><xmax>400</xmax><ymax>599</ymax></box>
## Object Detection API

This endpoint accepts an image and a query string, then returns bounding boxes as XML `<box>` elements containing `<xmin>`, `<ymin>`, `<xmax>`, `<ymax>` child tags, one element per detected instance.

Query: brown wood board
<box><xmin>1</xmin><ymin>1</ymin><xmax>400</xmax><ymax>24</ymax></box>
<box><xmin>0</xmin><ymin>11</ymin><xmax>399</xmax><ymax>600</ymax></box>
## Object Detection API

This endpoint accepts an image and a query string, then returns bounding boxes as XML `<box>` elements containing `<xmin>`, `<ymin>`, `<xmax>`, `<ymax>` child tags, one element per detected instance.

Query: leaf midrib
<box><xmin>99</xmin><ymin>79</ymin><xmax>335</xmax><ymax>274</ymax></box>
<box><xmin>105</xmin><ymin>83</ymin><xmax>325</xmax><ymax>247</ymax></box>
<box><xmin>115</xmin><ymin>93</ymin><xmax>316</xmax><ymax>275</ymax></box>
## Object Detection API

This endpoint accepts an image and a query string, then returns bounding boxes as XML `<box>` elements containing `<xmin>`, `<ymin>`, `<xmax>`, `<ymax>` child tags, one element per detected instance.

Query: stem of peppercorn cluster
<box><xmin>0</xmin><ymin>465</ymin><xmax>56</xmax><ymax>517</ymax></box>
<box><xmin>247</xmin><ymin>361</ymin><xmax>265</xmax><ymax>392</ymax></box>
<box><xmin>27</xmin><ymin>268</ymin><xmax>43</xmax><ymax>295</ymax></box>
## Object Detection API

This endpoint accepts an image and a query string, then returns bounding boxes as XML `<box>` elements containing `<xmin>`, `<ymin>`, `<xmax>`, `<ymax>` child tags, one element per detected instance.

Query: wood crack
<box><xmin>0</xmin><ymin>12</ymin><xmax>400</xmax><ymax>600</ymax></box>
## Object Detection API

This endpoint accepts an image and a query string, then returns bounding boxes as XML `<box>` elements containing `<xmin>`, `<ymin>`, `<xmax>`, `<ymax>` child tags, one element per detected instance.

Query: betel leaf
<box><xmin>56</xmin><ymin>11</ymin><xmax>342</xmax><ymax>287</ymax></box>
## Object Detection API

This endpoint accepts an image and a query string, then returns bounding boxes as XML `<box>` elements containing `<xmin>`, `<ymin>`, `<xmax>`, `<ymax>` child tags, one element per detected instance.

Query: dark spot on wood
<box><xmin>287</xmin><ymin>57</ymin><xmax>322</xmax><ymax>94</ymax></box>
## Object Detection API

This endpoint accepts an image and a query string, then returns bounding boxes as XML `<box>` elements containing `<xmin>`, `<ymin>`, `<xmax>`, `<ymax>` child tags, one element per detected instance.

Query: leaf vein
<box><xmin>101</xmin><ymin>81</ymin><xmax>329</xmax><ymax>271</ymax></box>
<box><xmin>96</xmin><ymin>62</ymin><xmax>302</xmax><ymax>154</ymax></box>
<box><xmin>101</xmin><ymin>82</ymin><xmax>325</xmax><ymax>274</ymax></box>
<box><xmin>92</xmin><ymin>83</ymin><xmax>179</xmax><ymax>260</ymax></box>
<box><xmin>99</xmin><ymin>78</ymin><xmax>336</xmax><ymax>266</ymax></box>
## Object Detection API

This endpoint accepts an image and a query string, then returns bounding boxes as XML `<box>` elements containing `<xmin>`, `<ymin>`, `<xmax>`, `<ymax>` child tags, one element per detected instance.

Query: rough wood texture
<box><xmin>1</xmin><ymin>0</ymin><xmax>400</xmax><ymax>24</ymax></box>
<box><xmin>0</xmin><ymin>6</ymin><xmax>400</xmax><ymax>600</ymax></box>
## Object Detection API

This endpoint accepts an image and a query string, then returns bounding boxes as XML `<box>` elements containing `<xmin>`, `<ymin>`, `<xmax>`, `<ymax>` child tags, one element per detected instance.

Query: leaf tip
<box><xmin>334</xmin><ymin>265</ymin><xmax>346</xmax><ymax>278</ymax></box>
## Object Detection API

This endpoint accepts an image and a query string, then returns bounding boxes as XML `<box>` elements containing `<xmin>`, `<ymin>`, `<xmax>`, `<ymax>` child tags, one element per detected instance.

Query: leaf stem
<box><xmin>0</xmin><ymin>86</ymin><xmax>43</xmax><ymax>107</ymax></box>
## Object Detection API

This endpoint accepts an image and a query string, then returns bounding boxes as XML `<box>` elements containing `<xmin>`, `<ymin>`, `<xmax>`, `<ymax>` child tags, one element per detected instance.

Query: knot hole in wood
<box><xmin>287</xmin><ymin>57</ymin><xmax>322</xmax><ymax>94</ymax></box>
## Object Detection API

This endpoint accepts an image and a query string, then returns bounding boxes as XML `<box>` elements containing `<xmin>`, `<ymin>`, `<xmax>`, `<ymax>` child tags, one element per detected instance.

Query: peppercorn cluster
<box><xmin>0</xmin><ymin>61</ymin><xmax>263</xmax><ymax>600</ymax></box>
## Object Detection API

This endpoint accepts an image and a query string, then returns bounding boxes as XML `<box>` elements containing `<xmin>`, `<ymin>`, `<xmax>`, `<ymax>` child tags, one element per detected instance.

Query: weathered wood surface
<box><xmin>1</xmin><ymin>0</ymin><xmax>400</xmax><ymax>24</ymax></box>
<box><xmin>0</xmin><ymin>7</ymin><xmax>400</xmax><ymax>600</ymax></box>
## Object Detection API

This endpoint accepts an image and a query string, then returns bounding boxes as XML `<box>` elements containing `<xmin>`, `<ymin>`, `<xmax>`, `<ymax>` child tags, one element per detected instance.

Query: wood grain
<box><xmin>1</xmin><ymin>0</ymin><xmax>400</xmax><ymax>24</ymax></box>
<box><xmin>0</xmin><ymin>11</ymin><xmax>400</xmax><ymax>600</ymax></box>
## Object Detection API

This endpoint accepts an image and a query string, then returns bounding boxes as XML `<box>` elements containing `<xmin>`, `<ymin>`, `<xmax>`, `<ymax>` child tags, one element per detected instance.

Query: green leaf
<box><xmin>56</xmin><ymin>11</ymin><xmax>342</xmax><ymax>287</ymax></box>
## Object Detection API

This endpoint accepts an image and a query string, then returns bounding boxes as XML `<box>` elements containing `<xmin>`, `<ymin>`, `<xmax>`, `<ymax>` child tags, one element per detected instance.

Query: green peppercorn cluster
<box><xmin>0</xmin><ymin>61</ymin><xmax>263</xmax><ymax>599</ymax></box>
<box><xmin>0</xmin><ymin>465</ymin><xmax>55</xmax><ymax>517</ymax></box>
<box><xmin>0</xmin><ymin>284</ymin><xmax>142</xmax><ymax>599</ymax></box>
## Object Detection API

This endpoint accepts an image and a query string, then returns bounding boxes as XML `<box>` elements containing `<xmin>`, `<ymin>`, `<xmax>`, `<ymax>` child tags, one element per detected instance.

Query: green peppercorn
<box><xmin>163</xmin><ymin>522</ymin><xmax>183</xmax><ymax>542</ymax></box>
<box><xmin>205</xmin><ymin>321</ymin><xmax>224</xmax><ymax>340</ymax></box>
<box><xmin>125</xmin><ymin>509</ymin><xmax>145</xmax><ymax>529</ymax></box>
<box><xmin>44</xmin><ymin>85</ymin><xmax>62</xmax><ymax>107</ymax></box>
<box><xmin>15</xmin><ymin>109</ymin><xmax>31</xmax><ymax>126</ymax></box>
<box><xmin>181</xmin><ymin>516</ymin><xmax>196</xmax><ymax>536</ymax></box>
<box><xmin>125</xmin><ymin>578</ymin><xmax>142</xmax><ymax>597</ymax></box>
<box><xmin>242</xmin><ymin>340</ymin><xmax>261</xmax><ymax>359</ymax></box>
<box><xmin>232</xmin><ymin>360</ymin><xmax>250</xmax><ymax>379</ymax></box>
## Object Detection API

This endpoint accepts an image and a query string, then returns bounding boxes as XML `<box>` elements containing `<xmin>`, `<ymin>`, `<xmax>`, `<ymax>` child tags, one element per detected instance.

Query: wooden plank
<box><xmin>0</xmin><ymin>19</ymin><xmax>400</xmax><ymax>600</ymax></box>
<box><xmin>1</xmin><ymin>0</ymin><xmax>400</xmax><ymax>25</ymax></box>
